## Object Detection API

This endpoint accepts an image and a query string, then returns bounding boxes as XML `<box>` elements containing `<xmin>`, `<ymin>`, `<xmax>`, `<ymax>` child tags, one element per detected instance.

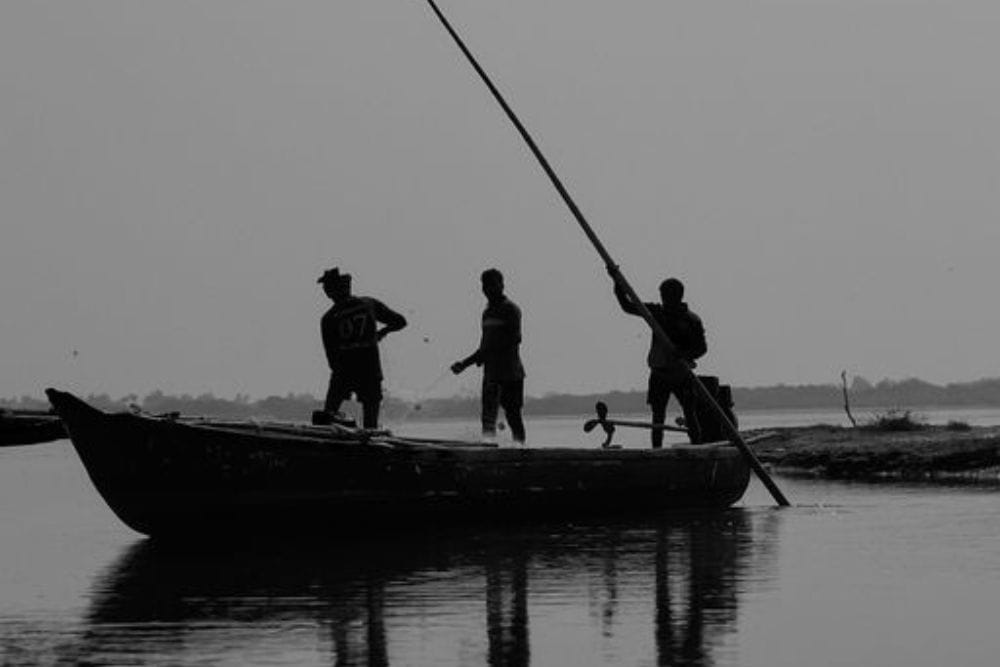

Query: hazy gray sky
<box><xmin>2</xmin><ymin>1</ymin><xmax>999</xmax><ymax>401</ymax></box>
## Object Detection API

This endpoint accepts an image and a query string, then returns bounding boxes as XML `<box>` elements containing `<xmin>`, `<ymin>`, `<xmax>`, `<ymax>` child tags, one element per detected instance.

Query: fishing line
<box><xmin>394</xmin><ymin>367</ymin><xmax>453</xmax><ymax>425</ymax></box>
<box><xmin>381</xmin><ymin>326</ymin><xmax>464</xmax><ymax>426</ymax></box>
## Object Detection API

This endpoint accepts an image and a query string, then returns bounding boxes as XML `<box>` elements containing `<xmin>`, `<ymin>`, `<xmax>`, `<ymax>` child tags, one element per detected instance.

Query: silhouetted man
<box><xmin>318</xmin><ymin>267</ymin><xmax>406</xmax><ymax>429</ymax></box>
<box><xmin>610</xmin><ymin>271</ymin><xmax>706</xmax><ymax>447</ymax></box>
<box><xmin>451</xmin><ymin>268</ymin><xmax>526</xmax><ymax>444</ymax></box>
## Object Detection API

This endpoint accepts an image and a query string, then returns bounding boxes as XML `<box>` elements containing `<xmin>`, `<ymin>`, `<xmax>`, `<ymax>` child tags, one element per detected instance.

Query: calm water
<box><xmin>3</xmin><ymin>408</ymin><xmax>1000</xmax><ymax>666</ymax></box>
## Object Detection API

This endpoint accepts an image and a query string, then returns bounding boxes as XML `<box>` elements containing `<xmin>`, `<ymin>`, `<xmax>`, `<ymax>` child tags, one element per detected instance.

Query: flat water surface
<box><xmin>3</xmin><ymin>408</ymin><xmax>1000</xmax><ymax>665</ymax></box>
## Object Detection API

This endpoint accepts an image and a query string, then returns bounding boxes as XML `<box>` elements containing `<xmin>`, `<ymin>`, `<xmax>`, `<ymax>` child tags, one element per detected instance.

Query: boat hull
<box><xmin>46</xmin><ymin>389</ymin><xmax>750</xmax><ymax>538</ymax></box>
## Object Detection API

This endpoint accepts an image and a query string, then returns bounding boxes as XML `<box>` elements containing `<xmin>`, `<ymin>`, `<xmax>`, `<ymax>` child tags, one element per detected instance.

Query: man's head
<box><xmin>481</xmin><ymin>268</ymin><xmax>504</xmax><ymax>302</ymax></box>
<box><xmin>318</xmin><ymin>267</ymin><xmax>352</xmax><ymax>302</ymax></box>
<box><xmin>659</xmin><ymin>277</ymin><xmax>684</xmax><ymax>305</ymax></box>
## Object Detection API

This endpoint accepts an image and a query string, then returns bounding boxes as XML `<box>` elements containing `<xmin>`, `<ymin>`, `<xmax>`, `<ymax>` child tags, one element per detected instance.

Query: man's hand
<box><xmin>605</xmin><ymin>263</ymin><xmax>620</xmax><ymax>281</ymax></box>
<box><xmin>450</xmin><ymin>360</ymin><xmax>466</xmax><ymax>375</ymax></box>
<box><xmin>377</xmin><ymin>326</ymin><xmax>401</xmax><ymax>342</ymax></box>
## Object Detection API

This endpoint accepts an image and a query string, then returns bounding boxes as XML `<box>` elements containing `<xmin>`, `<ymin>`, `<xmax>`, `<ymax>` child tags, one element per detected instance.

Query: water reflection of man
<box><xmin>318</xmin><ymin>267</ymin><xmax>407</xmax><ymax>429</ymax></box>
<box><xmin>329</xmin><ymin>573</ymin><xmax>389</xmax><ymax>666</ymax></box>
<box><xmin>486</xmin><ymin>547</ymin><xmax>530</xmax><ymax>666</ymax></box>
<box><xmin>655</xmin><ymin>514</ymin><xmax>753</xmax><ymax>665</ymax></box>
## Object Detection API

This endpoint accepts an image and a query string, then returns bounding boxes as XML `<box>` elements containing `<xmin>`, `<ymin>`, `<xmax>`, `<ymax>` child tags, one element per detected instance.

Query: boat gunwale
<box><xmin>48</xmin><ymin>388</ymin><xmax>746</xmax><ymax>461</ymax></box>
<box><xmin>98</xmin><ymin>410</ymin><xmax>748</xmax><ymax>461</ymax></box>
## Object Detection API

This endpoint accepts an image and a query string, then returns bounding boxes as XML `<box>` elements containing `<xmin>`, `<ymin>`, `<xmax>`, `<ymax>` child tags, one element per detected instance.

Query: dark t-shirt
<box><xmin>642</xmin><ymin>301</ymin><xmax>706</xmax><ymax>369</ymax></box>
<box><xmin>613</xmin><ymin>283</ymin><xmax>706</xmax><ymax>371</ymax></box>
<box><xmin>321</xmin><ymin>296</ymin><xmax>404</xmax><ymax>380</ymax></box>
<box><xmin>468</xmin><ymin>297</ymin><xmax>525</xmax><ymax>383</ymax></box>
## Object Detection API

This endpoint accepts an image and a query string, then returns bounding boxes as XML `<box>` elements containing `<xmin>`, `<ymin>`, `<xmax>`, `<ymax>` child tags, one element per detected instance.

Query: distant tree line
<box><xmin>0</xmin><ymin>390</ymin><xmax>406</xmax><ymax>421</ymax></box>
<box><xmin>5</xmin><ymin>376</ymin><xmax>1000</xmax><ymax>419</ymax></box>
<box><xmin>735</xmin><ymin>376</ymin><xmax>1000</xmax><ymax>411</ymax></box>
<box><xmin>422</xmin><ymin>377</ymin><xmax>1000</xmax><ymax>417</ymax></box>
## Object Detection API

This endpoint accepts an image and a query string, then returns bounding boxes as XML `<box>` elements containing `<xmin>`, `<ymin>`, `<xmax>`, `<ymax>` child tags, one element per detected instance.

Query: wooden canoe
<box><xmin>0</xmin><ymin>408</ymin><xmax>66</xmax><ymax>446</ymax></box>
<box><xmin>46</xmin><ymin>388</ymin><xmax>751</xmax><ymax>538</ymax></box>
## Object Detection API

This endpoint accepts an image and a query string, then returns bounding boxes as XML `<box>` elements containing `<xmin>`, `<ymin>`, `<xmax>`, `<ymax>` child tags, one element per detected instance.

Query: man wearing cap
<box><xmin>609</xmin><ymin>271</ymin><xmax>707</xmax><ymax>447</ymax></box>
<box><xmin>451</xmin><ymin>268</ymin><xmax>526</xmax><ymax>444</ymax></box>
<box><xmin>317</xmin><ymin>267</ymin><xmax>407</xmax><ymax>429</ymax></box>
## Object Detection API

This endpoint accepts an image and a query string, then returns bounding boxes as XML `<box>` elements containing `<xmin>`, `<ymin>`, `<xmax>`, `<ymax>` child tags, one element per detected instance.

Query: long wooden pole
<box><xmin>420</xmin><ymin>0</ymin><xmax>789</xmax><ymax>506</ymax></box>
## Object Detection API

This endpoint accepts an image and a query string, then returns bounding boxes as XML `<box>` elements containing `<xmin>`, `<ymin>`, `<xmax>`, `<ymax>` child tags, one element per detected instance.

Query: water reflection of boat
<box><xmin>70</xmin><ymin>513</ymin><xmax>778</xmax><ymax>665</ymax></box>
<box><xmin>46</xmin><ymin>389</ymin><xmax>751</xmax><ymax>537</ymax></box>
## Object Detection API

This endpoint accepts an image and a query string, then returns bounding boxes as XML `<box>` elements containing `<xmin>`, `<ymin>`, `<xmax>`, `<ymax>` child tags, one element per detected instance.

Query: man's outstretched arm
<box><xmin>610</xmin><ymin>275</ymin><xmax>642</xmax><ymax>316</ymax></box>
<box><xmin>451</xmin><ymin>348</ymin><xmax>484</xmax><ymax>374</ymax></box>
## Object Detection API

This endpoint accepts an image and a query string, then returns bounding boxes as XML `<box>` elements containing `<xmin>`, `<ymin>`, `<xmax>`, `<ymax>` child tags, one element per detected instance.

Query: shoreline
<box><xmin>748</xmin><ymin>424</ymin><xmax>1000</xmax><ymax>482</ymax></box>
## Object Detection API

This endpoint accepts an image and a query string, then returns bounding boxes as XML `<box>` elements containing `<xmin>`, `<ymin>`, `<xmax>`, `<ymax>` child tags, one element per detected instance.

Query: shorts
<box><xmin>646</xmin><ymin>368</ymin><xmax>691</xmax><ymax>407</ymax></box>
<box><xmin>326</xmin><ymin>370</ymin><xmax>383</xmax><ymax>405</ymax></box>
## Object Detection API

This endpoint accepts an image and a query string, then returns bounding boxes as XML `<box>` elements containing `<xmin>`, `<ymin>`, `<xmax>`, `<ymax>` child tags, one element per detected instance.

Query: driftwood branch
<box><xmin>841</xmin><ymin>370</ymin><xmax>858</xmax><ymax>427</ymax></box>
